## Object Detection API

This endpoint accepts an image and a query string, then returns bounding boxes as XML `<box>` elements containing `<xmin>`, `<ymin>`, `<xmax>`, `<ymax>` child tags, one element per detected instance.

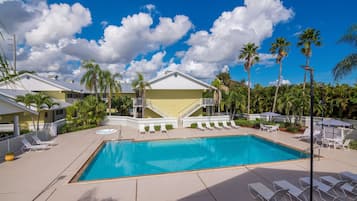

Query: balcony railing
<box><xmin>202</xmin><ymin>98</ymin><xmax>214</xmax><ymax>106</ymax></box>
<box><xmin>133</xmin><ymin>98</ymin><xmax>144</xmax><ymax>107</ymax></box>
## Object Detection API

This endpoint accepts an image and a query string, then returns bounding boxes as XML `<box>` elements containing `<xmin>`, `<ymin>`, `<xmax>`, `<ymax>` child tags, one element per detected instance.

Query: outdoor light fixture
<box><xmin>301</xmin><ymin>65</ymin><xmax>314</xmax><ymax>201</ymax></box>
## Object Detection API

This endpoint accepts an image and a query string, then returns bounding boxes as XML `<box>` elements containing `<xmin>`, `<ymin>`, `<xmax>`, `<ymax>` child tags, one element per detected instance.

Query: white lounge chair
<box><xmin>295</xmin><ymin>128</ymin><xmax>310</xmax><ymax>138</ymax></box>
<box><xmin>22</xmin><ymin>138</ymin><xmax>50</xmax><ymax>151</ymax></box>
<box><xmin>160</xmin><ymin>123</ymin><xmax>167</xmax><ymax>133</ymax></box>
<box><xmin>273</xmin><ymin>180</ymin><xmax>311</xmax><ymax>201</ymax></box>
<box><xmin>299</xmin><ymin>177</ymin><xmax>342</xmax><ymax>200</ymax></box>
<box><xmin>248</xmin><ymin>182</ymin><xmax>290</xmax><ymax>201</ymax></box>
<box><xmin>197</xmin><ymin>122</ymin><xmax>205</xmax><ymax>131</ymax></box>
<box><xmin>340</xmin><ymin>171</ymin><xmax>357</xmax><ymax>184</ymax></box>
<box><xmin>32</xmin><ymin>135</ymin><xmax>57</xmax><ymax>146</ymax></box>
<box><xmin>260</xmin><ymin>123</ymin><xmax>269</xmax><ymax>132</ymax></box>
<box><xmin>268</xmin><ymin>124</ymin><xmax>279</xmax><ymax>133</ymax></box>
<box><xmin>139</xmin><ymin>124</ymin><xmax>146</xmax><ymax>134</ymax></box>
<box><xmin>149</xmin><ymin>124</ymin><xmax>155</xmax><ymax>133</ymax></box>
<box><xmin>230</xmin><ymin>120</ymin><xmax>240</xmax><ymax>129</ymax></box>
<box><xmin>222</xmin><ymin>121</ymin><xmax>231</xmax><ymax>129</ymax></box>
<box><xmin>335</xmin><ymin>139</ymin><xmax>350</xmax><ymax>150</ymax></box>
<box><xmin>213</xmin><ymin>121</ymin><xmax>223</xmax><ymax>129</ymax></box>
<box><xmin>320</xmin><ymin>176</ymin><xmax>356</xmax><ymax>200</ymax></box>
<box><xmin>204</xmin><ymin>122</ymin><xmax>214</xmax><ymax>130</ymax></box>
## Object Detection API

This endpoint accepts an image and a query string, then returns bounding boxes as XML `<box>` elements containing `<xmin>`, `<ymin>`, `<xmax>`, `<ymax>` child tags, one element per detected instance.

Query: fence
<box><xmin>104</xmin><ymin>116</ymin><xmax>179</xmax><ymax>129</ymax></box>
<box><xmin>181</xmin><ymin>115</ymin><xmax>230</xmax><ymax>128</ymax></box>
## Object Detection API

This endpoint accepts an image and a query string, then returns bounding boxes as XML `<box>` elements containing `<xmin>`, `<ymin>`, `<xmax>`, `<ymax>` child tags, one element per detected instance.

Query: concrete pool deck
<box><xmin>0</xmin><ymin>126</ymin><xmax>356</xmax><ymax>201</ymax></box>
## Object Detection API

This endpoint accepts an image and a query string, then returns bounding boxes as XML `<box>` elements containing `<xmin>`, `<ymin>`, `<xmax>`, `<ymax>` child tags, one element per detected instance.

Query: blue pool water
<box><xmin>78</xmin><ymin>135</ymin><xmax>308</xmax><ymax>181</ymax></box>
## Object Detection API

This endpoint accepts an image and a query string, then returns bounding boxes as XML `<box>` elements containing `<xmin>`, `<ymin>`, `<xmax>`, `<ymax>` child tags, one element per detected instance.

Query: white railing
<box><xmin>145</xmin><ymin>100</ymin><xmax>170</xmax><ymax>117</ymax></box>
<box><xmin>182</xmin><ymin>115</ymin><xmax>230</xmax><ymax>128</ymax></box>
<box><xmin>104</xmin><ymin>116</ymin><xmax>179</xmax><ymax>129</ymax></box>
<box><xmin>202</xmin><ymin>98</ymin><xmax>214</xmax><ymax>106</ymax></box>
<box><xmin>0</xmin><ymin>124</ymin><xmax>14</xmax><ymax>132</ymax></box>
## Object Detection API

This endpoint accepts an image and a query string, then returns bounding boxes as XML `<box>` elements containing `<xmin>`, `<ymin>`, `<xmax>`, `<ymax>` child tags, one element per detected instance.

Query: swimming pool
<box><xmin>77</xmin><ymin>135</ymin><xmax>308</xmax><ymax>181</ymax></box>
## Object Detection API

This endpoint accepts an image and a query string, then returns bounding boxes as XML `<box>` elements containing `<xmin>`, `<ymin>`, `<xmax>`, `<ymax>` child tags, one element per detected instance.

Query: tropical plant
<box><xmin>80</xmin><ymin>60</ymin><xmax>102</xmax><ymax>100</ymax></box>
<box><xmin>333</xmin><ymin>24</ymin><xmax>357</xmax><ymax>80</ymax></box>
<box><xmin>238</xmin><ymin>43</ymin><xmax>259</xmax><ymax>114</ymax></box>
<box><xmin>131</xmin><ymin>72</ymin><xmax>151</xmax><ymax>118</ymax></box>
<box><xmin>211</xmin><ymin>78</ymin><xmax>228</xmax><ymax>113</ymax></box>
<box><xmin>270</xmin><ymin>37</ymin><xmax>290</xmax><ymax>113</ymax></box>
<box><xmin>31</xmin><ymin>93</ymin><xmax>59</xmax><ymax>131</ymax></box>
<box><xmin>112</xmin><ymin>95</ymin><xmax>133</xmax><ymax>116</ymax></box>
<box><xmin>99</xmin><ymin>70</ymin><xmax>122</xmax><ymax>116</ymax></box>
<box><xmin>15</xmin><ymin>93</ymin><xmax>36</xmax><ymax>130</ymax></box>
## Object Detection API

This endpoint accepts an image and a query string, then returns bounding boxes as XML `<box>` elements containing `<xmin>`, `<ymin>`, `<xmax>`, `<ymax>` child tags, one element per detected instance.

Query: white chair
<box><xmin>149</xmin><ymin>124</ymin><xmax>156</xmax><ymax>133</ymax></box>
<box><xmin>230</xmin><ymin>120</ymin><xmax>240</xmax><ymax>129</ymax></box>
<box><xmin>295</xmin><ymin>128</ymin><xmax>310</xmax><ymax>139</ymax></box>
<box><xmin>222</xmin><ymin>121</ymin><xmax>231</xmax><ymax>129</ymax></box>
<box><xmin>197</xmin><ymin>122</ymin><xmax>205</xmax><ymax>131</ymax></box>
<box><xmin>248</xmin><ymin>182</ymin><xmax>290</xmax><ymax>201</ymax></box>
<box><xmin>273</xmin><ymin>180</ymin><xmax>311</xmax><ymax>201</ymax></box>
<box><xmin>260</xmin><ymin>123</ymin><xmax>269</xmax><ymax>132</ymax></box>
<box><xmin>160</xmin><ymin>123</ymin><xmax>167</xmax><ymax>133</ymax></box>
<box><xmin>213</xmin><ymin>121</ymin><xmax>223</xmax><ymax>129</ymax></box>
<box><xmin>22</xmin><ymin>138</ymin><xmax>50</xmax><ymax>151</ymax></box>
<box><xmin>321</xmin><ymin>138</ymin><xmax>334</xmax><ymax>148</ymax></box>
<box><xmin>32</xmin><ymin>135</ymin><xmax>57</xmax><ymax>146</ymax></box>
<box><xmin>335</xmin><ymin>139</ymin><xmax>350</xmax><ymax>150</ymax></box>
<box><xmin>340</xmin><ymin>171</ymin><xmax>357</xmax><ymax>184</ymax></box>
<box><xmin>299</xmin><ymin>177</ymin><xmax>342</xmax><ymax>201</ymax></box>
<box><xmin>204</xmin><ymin>122</ymin><xmax>214</xmax><ymax>130</ymax></box>
<box><xmin>320</xmin><ymin>176</ymin><xmax>355</xmax><ymax>200</ymax></box>
<box><xmin>139</xmin><ymin>124</ymin><xmax>146</xmax><ymax>134</ymax></box>
<box><xmin>268</xmin><ymin>124</ymin><xmax>279</xmax><ymax>133</ymax></box>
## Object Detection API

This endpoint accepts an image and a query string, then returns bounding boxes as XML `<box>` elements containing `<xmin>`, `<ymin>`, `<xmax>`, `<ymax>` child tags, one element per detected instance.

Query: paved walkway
<box><xmin>0</xmin><ymin>126</ymin><xmax>356</xmax><ymax>201</ymax></box>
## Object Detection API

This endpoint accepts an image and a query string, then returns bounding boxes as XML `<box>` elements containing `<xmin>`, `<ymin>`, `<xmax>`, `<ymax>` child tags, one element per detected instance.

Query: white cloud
<box><xmin>269</xmin><ymin>76</ymin><xmax>291</xmax><ymax>86</ymax></box>
<box><xmin>25</xmin><ymin>3</ymin><xmax>91</xmax><ymax>45</ymax></box>
<box><xmin>63</xmin><ymin>13</ymin><xmax>192</xmax><ymax>64</ymax></box>
<box><xmin>172</xmin><ymin>0</ymin><xmax>293</xmax><ymax>79</ymax></box>
<box><xmin>143</xmin><ymin>4</ymin><xmax>156</xmax><ymax>12</ymax></box>
<box><xmin>100</xmin><ymin>20</ymin><xmax>108</xmax><ymax>28</ymax></box>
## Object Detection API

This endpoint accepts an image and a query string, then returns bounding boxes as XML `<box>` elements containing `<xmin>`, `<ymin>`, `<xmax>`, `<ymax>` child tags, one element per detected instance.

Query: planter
<box><xmin>4</xmin><ymin>153</ymin><xmax>15</xmax><ymax>161</ymax></box>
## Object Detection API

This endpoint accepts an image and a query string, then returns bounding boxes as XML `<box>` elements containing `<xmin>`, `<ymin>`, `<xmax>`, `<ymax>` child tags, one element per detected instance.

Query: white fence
<box><xmin>0</xmin><ymin>124</ymin><xmax>14</xmax><ymax>132</ymax></box>
<box><xmin>104</xmin><ymin>116</ymin><xmax>179</xmax><ymax>129</ymax></box>
<box><xmin>0</xmin><ymin>130</ymin><xmax>51</xmax><ymax>160</ymax></box>
<box><xmin>182</xmin><ymin>115</ymin><xmax>230</xmax><ymax>128</ymax></box>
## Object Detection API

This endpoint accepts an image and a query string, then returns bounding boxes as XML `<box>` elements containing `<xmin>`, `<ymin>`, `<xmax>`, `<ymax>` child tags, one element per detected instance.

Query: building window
<box><xmin>55</xmin><ymin>109</ymin><xmax>64</xmax><ymax>115</ymax></box>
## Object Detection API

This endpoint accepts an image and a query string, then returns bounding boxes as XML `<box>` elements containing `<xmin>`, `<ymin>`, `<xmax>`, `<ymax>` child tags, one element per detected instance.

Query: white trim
<box><xmin>104</xmin><ymin>116</ymin><xmax>178</xmax><ymax>129</ymax></box>
<box><xmin>182</xmin><ymin>115</ymin><xmax>230</xmax><ymax>128</ymax></box>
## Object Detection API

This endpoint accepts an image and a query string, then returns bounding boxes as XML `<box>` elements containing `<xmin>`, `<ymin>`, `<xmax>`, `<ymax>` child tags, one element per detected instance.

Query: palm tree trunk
<box><xmin>37</xmin><ymin>112</ymin><xmax>40</xmax><ymax>131</ymax></box>
<box><xmin>218</xmin><ymin>90</ymin><xmax>221</xmax><ymax>113</ymax></box>
<box><xmin>108</xmin><ymin>92</ymin><xmax>112</xmax><ymax>116</ymax></box>
<box><xmin>301</xmin><ymin>56</ymin><xmax>309</xmax><ymax>121</ymax></box>
<box><xmin>247</xmin><ymin>69</ymin><xmax>251</xmax><ymax>114</ymax></box>
<box><xmin>31</xmin><ymin>115</ymin><xmax>36</xmax><ymax>131</ymax></box>
<box><xmin>272</xmin><ymin>62</ymin><xmax>283</xmax><ymax>112</ymax></box>
<box><xmin>142</xmin><ymin>90</ymin><xmax>145</xmax><ymax>118</ymax></box>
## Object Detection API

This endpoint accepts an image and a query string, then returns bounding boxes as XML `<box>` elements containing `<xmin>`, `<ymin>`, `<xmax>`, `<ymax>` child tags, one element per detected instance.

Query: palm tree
<box><xmin>16</xmin><ymin>93</ymin><xmax>36</xmax><ymax>130</ymax></box>
<box><xmin>80</xmin><ymin>60</ymin><xmax>102</xmax><ymax>100</ymax></box>
<box><xmin>297</xmin><ymin>28</ymin><xmax>322</xmax><ymax>91</ymax></box>
<box><xmin>270</xmin><ymin>37</ymin><xmax>290</xmax><ymax>113</ymax></box>
<box><xmin>238</xmin><ymin>43</ymin><xmax>259</xmax><ymax>114</ymax></box>
<box><xmin>131</xmin><ymin>72</ymin><xmax>151</xmax><ymax>118</ymax></box>
<box><xmin>99</xmin><ymin>70</ymin><xmax>122</xmax><ymax>116</ymax></box>
<box><xmin>333</xmin><ymin>24</ymin><xmax>357</xmax><ymax>80</ymax></box>
<box><xmin>32</xmin><ymin>93</ymin><xmax>59</xmax><ymax>131</ymax></box>
<box><xmin>211</xmin><ymin>78</ymin><xmax>228</xmax><ymax>113</ymax></box>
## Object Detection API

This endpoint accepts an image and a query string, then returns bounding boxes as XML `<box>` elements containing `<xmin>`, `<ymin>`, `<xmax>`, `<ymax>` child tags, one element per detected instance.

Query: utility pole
<box><xmin>12</xmin><ymin>34</ymin><xmax>16</xmax><ymax>73</ymax></box>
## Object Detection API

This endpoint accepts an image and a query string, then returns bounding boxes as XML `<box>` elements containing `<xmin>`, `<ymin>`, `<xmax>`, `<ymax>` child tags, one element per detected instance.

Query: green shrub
<box><xmin>286</xmin><ymin>126</ymin><xmax>299</xmax><ymax>133</ymax></box>
<box><xmin>190</xmin><ymin>123</ymin><xmax>197</xmax><ymax>128</ymax></box>
<box><xmin>349</xmin><ymin>140</ymin><xmax>357</xmax><ymax>150</ymax></box>
<box><xmin>144</xmin><ymin>126</ymin><xmax>149</xmax><ymax>132</ymax></box>
<box><xmin>166</xmin><ymin>124</ymin><xmax>173</xmax><ymax>130</ymax></box>
<box><xmin>58</xmin><ymin>123</ymin><xmax>96</xmax><ymax>134</ymax></box>
<box><xmin>235</xmin><ymin>119</ymin><xmax>258</xmax><ymax>128</ymax></box>
<box><xmin>154</xmin><ymin>125</ymin><xmax>160</xmax><ymax>131</ymax></box>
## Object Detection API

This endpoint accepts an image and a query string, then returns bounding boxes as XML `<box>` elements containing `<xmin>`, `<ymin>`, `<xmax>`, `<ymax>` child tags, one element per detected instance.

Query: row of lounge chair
<box><xmin>139</xmin><ymin>124</ymin><xmax>167</xmax><ymax>134</ymax></box>
<box><xmin>197</xmin><ymin>120</ymin><xmax>240</xmax><ymax>131</ymax></box>
<box><xmin>248</xmin><ymin>171</ymin><xmax>357</xmax><ymax>201</ymax></box>
<box><xmin>21</xmin><ymin>136</ymin><xmax>57</xmax><ymax>151</ymax></box>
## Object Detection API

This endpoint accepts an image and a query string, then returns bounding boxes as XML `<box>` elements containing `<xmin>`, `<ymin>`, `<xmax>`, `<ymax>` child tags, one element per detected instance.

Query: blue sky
<box><xmin>1</xmin><ymin>0</ymin><xmax>356</xmax><ymax>85</ymax></box>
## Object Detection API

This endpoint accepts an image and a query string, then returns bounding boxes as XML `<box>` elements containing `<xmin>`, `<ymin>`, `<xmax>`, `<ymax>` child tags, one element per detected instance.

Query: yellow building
<box><xmin>131</xmin><ymin>71</ymin><xmax>215</xmax><ymax>119</ymax></box>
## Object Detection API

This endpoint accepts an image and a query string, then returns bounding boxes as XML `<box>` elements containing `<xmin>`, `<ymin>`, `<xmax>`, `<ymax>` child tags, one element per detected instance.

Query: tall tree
<box><xmin>238</xmin><ymin>43</ymin><xmax>259</xmax><ymax>114</ymax></box>
<box><xmin>270</xmin><ymin>37</ymin><xmax>290</xmax><ymax>113</ymax></box>
<box><xmin>333</xmin><ymin>24</ymin><xmax>357</xmax><ymax>80</ymax></box>
<box><xmin>32</xmin><ymin>93</ymin><xmax>59</xmax><ymax>131</ymax></box>
<box><xmin>80</xmin><ymin>60</ymin><xmax>102</xmax><ymax>100</ymax></box>
<box><xmin>211</xmin><ymin>78</ymin><xmax>228</xmax><ymax>113</ymax></box>
<box><xmin>16</xmin><ymin>93</ymin><xmax>36</xmax><ymax>130</ymax></box>
<box><xmin>99</xmin><ymin>70</ymin><xmax>122</xmax><ymax>116</ymax></box>
<box><xmin>131</xmin><ymin>72</ymin><xmax>151</xmax><ymax>118</ymax></box>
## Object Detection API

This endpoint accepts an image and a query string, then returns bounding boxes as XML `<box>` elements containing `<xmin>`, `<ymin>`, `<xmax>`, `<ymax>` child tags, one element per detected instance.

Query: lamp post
<box><xmin>302</xmin><ymin>65</ymin><xmax>314</xmax><ymax>201</ymax></box>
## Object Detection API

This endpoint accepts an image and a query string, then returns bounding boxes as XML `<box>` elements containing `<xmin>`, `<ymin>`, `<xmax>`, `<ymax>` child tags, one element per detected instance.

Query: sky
<box><xmin>0</xmin><ymin>0</ymin><xmax>356</xmax><ymax>86</ymax></box>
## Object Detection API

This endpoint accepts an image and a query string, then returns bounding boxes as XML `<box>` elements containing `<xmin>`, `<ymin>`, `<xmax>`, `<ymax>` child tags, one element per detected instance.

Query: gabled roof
<box><xmin>148</xmin><ymin>71</ymin><xmax>216</xmax><ymax>90</ymax></box>
<box><xmin>0</xmin><ymin>73</ymin><xmax>90</xmax><ymax>93</ymax></box>
<box><xmin>0</xmin><ymin>94</ymin><xmax>38</xmax><ymax>115</ymax></box>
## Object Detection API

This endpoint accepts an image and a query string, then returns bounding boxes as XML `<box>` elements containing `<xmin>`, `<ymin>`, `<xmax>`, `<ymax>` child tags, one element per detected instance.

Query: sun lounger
<box><xmin>213</xmin><ymin>121</ymin><xmax>223</xmax><ymax>129</ymax></box>
<box><xmin>340</xmin><ymin>171</ymin><xmax>357</xmax><ymax>184</ymax></box>
<box><xmin>320</xmin><ymin>176</ymin><xmax>356</xmax><ymax>199</ymax></box>
<box><xmin>22</xmin><ymin>138</ymin><xmax>50</xmax><ymax>151</ymax></box>
<box><xmin>230</xmin><ymin>120</ymin><xmax>240</xmax><ymax>129</ymax></box>
<box><xmin>160</xmin><ymin>123</ymin><xmax>167</xmax><ymax>133</ymax></box>
<box><xmin>299</xmin><ymin>177</ymin><xmax>342</xmax><ymax>200</ymax></box>
<box><xmin>268</xmin><ymin>124</ymin><xmax>279</xmax><ymax>133</ymax></box>
<box><xmin>32</xmin><ymin>135</ymin><xmax>57</xmax><ymax>146</ymax></box>
<box><xmin>149</xmin><ymin>124</ymin><xmax>155</xmax><ymax>133</ymax></box>
<box><xmin>273</xmin><ymin>180</ymin><xmax>311</xmax><ymax>201</ymax></box>
<box><xmin>139</xmin><ymin>124</ymin><xmax>146</xmax><ymax>134</ymax></box>
<box><xmin>204</xmin><ymin>122</ymin><xmax>213</xmax><ymax>130</ymax></box>
<box><xmin>248</xmin><ymin>182</ymin><xmax>290</xmax><ymax>201</ymax></box>
<box><xmin>197</xmin><ymin>122</ymin><xmax>205</xmax><ymax>131</ymax></box>
<box><xmin>334</xmin><ymin>139</ymin><xmax>351</xmax><ymax>150</ymax></box>
<box><xmin>222</xmin><ymin>121</ymin><xmax>231</xmax><ymax>129</ymax></box>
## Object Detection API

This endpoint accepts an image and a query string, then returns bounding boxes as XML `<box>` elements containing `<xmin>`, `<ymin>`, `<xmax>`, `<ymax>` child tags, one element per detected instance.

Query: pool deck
<box><xmin>0</xmin><ymin>126</ymin><xmax>356</xmax><ymax>201</ymax></box>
